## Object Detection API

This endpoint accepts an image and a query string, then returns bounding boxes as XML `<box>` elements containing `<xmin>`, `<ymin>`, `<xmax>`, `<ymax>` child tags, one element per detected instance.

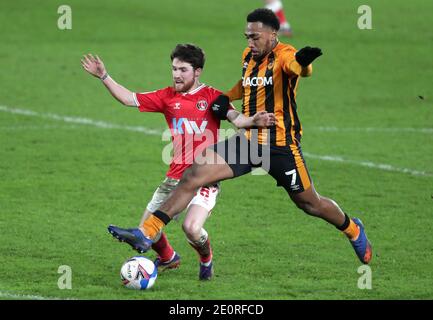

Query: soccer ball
<box><xmin>120</xmin><ymin>256</ymin><xmax>158</xmax><ymax>290</ymax></box>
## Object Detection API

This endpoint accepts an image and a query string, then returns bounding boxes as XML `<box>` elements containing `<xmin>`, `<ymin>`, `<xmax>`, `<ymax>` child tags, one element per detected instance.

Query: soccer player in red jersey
<box><xmin>81</xmin><ymin>44</ymin><xmax>275</xmax><ymax>280</ymax></box>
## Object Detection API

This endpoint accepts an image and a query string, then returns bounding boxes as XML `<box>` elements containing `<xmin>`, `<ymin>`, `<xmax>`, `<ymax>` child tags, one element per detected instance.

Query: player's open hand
<box><xmin>253</xmin><ymin>111</ymin><xmax>276</xmax><ymax>128</ymax></box>
<box><xmin>81</xmin><ymin>54</ymin><xmax>106</xmax><ymax>78</ymax></box>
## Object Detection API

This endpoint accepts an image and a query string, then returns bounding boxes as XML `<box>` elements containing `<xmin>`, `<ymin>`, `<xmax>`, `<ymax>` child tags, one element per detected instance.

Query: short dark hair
<box><xmin>170</xmin><ymin>44</ymin><xmax>205</xmax><ymax>69</ymax></box>
<box><xmin>247</xmin><ymin>8</ymin><xmax>280</xmax><ymax>31</ymax></box>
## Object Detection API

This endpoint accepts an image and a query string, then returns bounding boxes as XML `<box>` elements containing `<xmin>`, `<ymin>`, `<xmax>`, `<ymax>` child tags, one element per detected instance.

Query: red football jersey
<box><xmin>133</xmin><ymin>84</ymin><xmax>232</xmax><ymax>179</ymax></box>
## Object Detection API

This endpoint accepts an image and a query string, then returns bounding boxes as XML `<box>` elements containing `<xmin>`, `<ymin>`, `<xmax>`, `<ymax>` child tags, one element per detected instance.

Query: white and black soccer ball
<box><xmin>120</xmin><ymin>256</ymin><xmax>157</xmax><ymax>290</ymax></box>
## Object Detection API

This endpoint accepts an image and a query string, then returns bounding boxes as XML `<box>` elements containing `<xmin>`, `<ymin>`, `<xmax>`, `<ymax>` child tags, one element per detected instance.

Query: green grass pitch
<box><xmin>0</xmin><ymin>0</ymin><xmax>432</xmax><ymax>300</ymax></box>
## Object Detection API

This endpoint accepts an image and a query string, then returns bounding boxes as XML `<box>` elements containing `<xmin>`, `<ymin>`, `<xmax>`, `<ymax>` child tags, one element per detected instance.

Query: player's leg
<box><xmin>289</xmin><ymin>184</ymin><xmax>346</xmax><ymax>226</ymax></box>
<box><xmin>183</xmin><ymin>184</ymin><xmax>219</xmax><ymax>280</ymax></box>
<box><xmin>141</xmin><ymin>147</ymin><xmax>234</xmax><ymax>240</ymax></box>
<box><xmin>289</xmin><ymin>185</ymin><xmax>372</xmax><ymax>264</ymax></box>
<box><xmin>108</xmin><ymin>178</ymin><xmax>181</xmax><ymax>255</ymax></box>
<box><xmin>139</xmin><ymin>179</ymin><xmax>180</xmax><ymax>269</ymax></box>
<box><xmin>138</xmin><ymin>208</ymin><xmax>152</xmax><ymax>226</ymax></box>
<box><xmin>141</xmin><ymin>209</ymin><xmax>180</xmax><ymax>271</ymax></box>
<box><xmin>109</xmin><ymin>133</ymin><xmax>253</xmax><ymax>253</ymax></box>
<box><xmin>184</xmin><ymin>205</ymin><xmax>214</xmax><ymax>280</ymax></box>
<box><xmin>268</xmin><ymin>147</ymin><xmax>372</xmax><ymax>264</ymax></box>
<box><xmin>143</xmin><ymin>132</ymin><xmax>254</xmax><ymax>242</ymax></box>
<box><xmin>159</xmin><ymin>150</ymin><xmax>231</xmax><ymax>216</ymax></box>
<box><xmin>108</xmin><ymin>149</ymin><xmax>232</xmax><ymax>252</ymax></box>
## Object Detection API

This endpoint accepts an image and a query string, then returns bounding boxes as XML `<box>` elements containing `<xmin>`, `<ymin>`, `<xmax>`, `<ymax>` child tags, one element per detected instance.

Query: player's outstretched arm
<box><xmin>81</xmin><ymin>54</ymin><xmax>136</xmax><ymax>106</ymax></box>
<box><xmin>227</xmin><ymin>110</ymin><xmax>276</xmax><ymax>129</ymax></box>
<box><xmin>211</xmin><ymin>94</ymin><xmax>276</xmax><ymax>128</ymax></box>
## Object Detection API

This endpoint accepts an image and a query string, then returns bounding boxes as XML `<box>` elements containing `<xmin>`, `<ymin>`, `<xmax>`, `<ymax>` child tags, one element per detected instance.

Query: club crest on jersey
<box><xmin>196</xmin><ymin>100</ymin><xmax>208</xmax><ymax>111</ymax></box>
<box><xmin>267</xmin><ymin>55</ymin><xmax>275</xmax><ymax>70</ymax></box>
<box><xmin>267</xmin><ymin>61</ymin><xmax>274</xmax><ymax>70</ymax></box>
<box><xmin>173</xmin><ymin>102</ymin><xmax>181</xmax><ymax>109</ymax></box>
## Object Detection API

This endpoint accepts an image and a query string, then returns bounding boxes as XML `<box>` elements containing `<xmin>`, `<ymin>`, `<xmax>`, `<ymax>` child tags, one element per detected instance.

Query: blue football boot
<box><xmin>154</xmin><ymin>252</ymin><xmax>181</xmax><ymax>271</ymax></box>
<box><xmin>199</xmin><ymin>261</ymin><xmax>214</xmax><ymax>281</ymax></box>
<box><xmin>108</xmin><ymin>225</ymin><xmax>153</xmax><ymax>253</ymax></box>
<box><xmin>350</xmin><ymin>218</ymin><xmax>372</xmax><ymax>264</ymax></box>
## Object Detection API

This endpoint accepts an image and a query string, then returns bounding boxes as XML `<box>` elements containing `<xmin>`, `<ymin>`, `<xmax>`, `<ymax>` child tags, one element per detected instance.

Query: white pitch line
<box><xmin>0</xmin><ymin>124</ymin><xmax>79</xmax><ymax>131</ymax></box>
<box><xmin>0</xmin><ymin>105</ymin><xmax>162</xmax><ymax>136</ymax></box>
<box><xmin>0</xmin><ymin>290</ymin><xmax>77</xmax><ymax>300</ymax></box>
<box><xmin>308</xmin><ymin>126</ymin><xmax>433</xmax><ymax>134</ymax></box>
<box><xmin>303</xmin><ymin>153</ymin><xmax>432</xmax><ymax>177</ymax></box>
<box><xmin>1</xmin><ymin>105</ymin><xmax>431</xmax><ymax>177</ymax></box>
<box><xmin>3</xmin><ymin>105</ymin><xmax>431</xmax><ymax>135</ymax></box>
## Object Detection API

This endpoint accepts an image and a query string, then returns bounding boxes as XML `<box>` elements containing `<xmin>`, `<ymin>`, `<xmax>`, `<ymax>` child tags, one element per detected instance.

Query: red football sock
<box><xmin>275</xmin><ymin>9</ymin><xmax>288</xmax><ymax>25</ymax></box>
<box><xmin>151</xmin><ymin>232</ymin><xmax>174</xmax><ymax>262</ymax></box>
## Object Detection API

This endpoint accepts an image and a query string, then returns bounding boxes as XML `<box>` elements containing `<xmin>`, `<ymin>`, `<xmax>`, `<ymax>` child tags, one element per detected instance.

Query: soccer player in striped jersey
<box><xmin>110</xmin><ymin>9</ymin><xmax>372</xmax><ymax>267</ymax></box>
<box><xmin>82</xmin><ymin>44</ymin><xmax>276</xmax><ymax>280</ymax></box>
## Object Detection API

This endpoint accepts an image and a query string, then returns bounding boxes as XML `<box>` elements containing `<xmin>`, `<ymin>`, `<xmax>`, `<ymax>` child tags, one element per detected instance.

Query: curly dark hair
<box><xmin>170</xmin><ymin>44</ymin><xmax>205</xmax><ymax>69</ymax></box>
<box><xmin>247</xmin><ymin>8</ymin><xmax>280</xmax><ymax>31</ymax></box>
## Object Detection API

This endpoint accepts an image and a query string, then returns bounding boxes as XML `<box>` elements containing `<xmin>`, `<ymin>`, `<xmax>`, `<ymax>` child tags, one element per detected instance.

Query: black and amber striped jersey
<box><xmin>226</xmin><ymin>42</ymin><xmax>312</xmax><ymax>147</ymax></box>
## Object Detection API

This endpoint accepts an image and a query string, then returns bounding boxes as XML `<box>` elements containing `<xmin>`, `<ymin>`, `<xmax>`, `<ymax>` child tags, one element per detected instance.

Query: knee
<box><xmin>182</xmin><ymin>220</ymin><xmax>201</xmax><ymax>239</ymax></box>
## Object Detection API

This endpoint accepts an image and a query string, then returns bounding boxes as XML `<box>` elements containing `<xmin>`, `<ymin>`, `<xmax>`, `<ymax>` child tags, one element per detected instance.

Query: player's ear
<box><xmin>194</xmin><ymin>68</ymin><xmax>202</xmax><ymax>79</ymax></box>
<box><xmin>270</xmin><ymin>30</ymin><xmax>278</xmax><ymax>41</ymax></box>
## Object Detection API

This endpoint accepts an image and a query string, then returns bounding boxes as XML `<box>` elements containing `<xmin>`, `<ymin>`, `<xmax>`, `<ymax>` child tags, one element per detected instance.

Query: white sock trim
<box><xmin>167</xmin><ymin>251</ymin><xmax>176</xmax><ymax>262</ymax></box>
<box><xmin>200</xmin><ymin>260</ymin><xmax>212</xmax><ymax>267</ymax></box>
<box><xmin>281</xmin><ymin>21</ymin><xmax>291</xmax><ymax>29</ymax></box>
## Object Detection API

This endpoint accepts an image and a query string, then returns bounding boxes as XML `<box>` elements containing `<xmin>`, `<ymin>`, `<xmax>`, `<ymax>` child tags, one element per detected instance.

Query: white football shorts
<box><xmin>146</xmin><ymin>177</ymin><xmax>220</xmax><ymax>216</ymax></box>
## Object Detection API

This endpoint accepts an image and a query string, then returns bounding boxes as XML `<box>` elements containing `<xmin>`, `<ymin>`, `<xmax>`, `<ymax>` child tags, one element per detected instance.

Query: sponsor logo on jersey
<box><xmin>242</xmin><ymin>76</ymin><xmax>273</xmax><ymax>87</ymax></box>
<box><xmin>172</xmin><ymin>118</ymin><xmax>208</xmax><ymax>134</ymax></box>
<box><xmin>196</xmin><ymin>100</ymin><xmax>208</xmax><ymax>111</ymax></box>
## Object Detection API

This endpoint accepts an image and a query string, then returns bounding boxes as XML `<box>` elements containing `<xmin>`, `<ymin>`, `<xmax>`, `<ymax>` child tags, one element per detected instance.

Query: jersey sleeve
<box><xmin>209</xmin><ymin>88</ymin><xmax>235</xmax><ymax>111</ymax></box>
<box><xmin>133</xmin><ymin>88</ymin><xmax>168</xmax><ymax>113</ymax></box>
<box><xmin>281</xmin><ymin>47</ymin><xmax>313</xmax><ymax>77</ymax></box>
<box><xmin>225</xmin><ymin>79</ymin><xmax>243</xmax><ymax>102</ymax></box>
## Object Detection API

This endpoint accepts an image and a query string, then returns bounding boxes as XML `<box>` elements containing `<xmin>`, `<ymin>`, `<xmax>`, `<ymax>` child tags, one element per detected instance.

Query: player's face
<box><xmin>244</xmin><ymin>22</ymin><xmax>277</xmax><ymax>60</ymax></box>
<box><xmin>171</xmin><ymin>58</ymin><xmax>201</xmax><ymax>92</ymax></box>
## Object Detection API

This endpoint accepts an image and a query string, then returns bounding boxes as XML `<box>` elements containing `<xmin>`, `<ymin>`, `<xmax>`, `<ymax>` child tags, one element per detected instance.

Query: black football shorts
<box><xmin>211</xmin><ymin>132</ymin><xmax>312</xmax><ymax>194</ymax></box>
